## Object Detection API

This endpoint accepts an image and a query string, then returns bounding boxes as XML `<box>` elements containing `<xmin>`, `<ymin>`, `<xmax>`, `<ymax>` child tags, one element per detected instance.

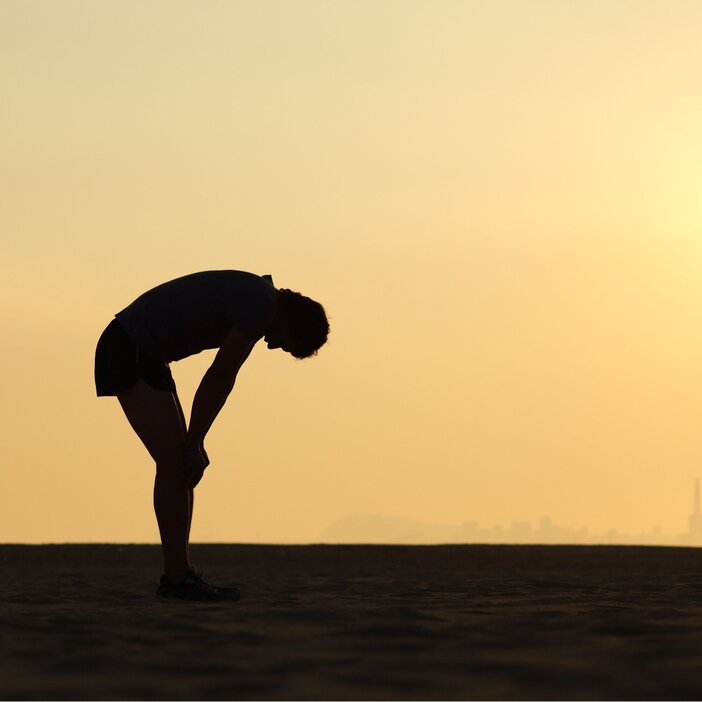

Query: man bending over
<box><xmin>94</xmin><ymin>270</ymin><xmax>329</xmax><ymax>601</ymax></box>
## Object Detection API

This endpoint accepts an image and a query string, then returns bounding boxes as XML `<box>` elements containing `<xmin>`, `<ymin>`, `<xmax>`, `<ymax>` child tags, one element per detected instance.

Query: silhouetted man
<box><xmin>94</xmin><ymin>270</ymin><xmax>329</xmax><ymax>601</ymax></box>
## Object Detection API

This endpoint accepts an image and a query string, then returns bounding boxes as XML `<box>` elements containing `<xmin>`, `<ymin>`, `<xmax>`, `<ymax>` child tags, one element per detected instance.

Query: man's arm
<box><xmin>186</xmin><ymin>326</ymin><xmax>257</xmax><ymax>458</ymax></box>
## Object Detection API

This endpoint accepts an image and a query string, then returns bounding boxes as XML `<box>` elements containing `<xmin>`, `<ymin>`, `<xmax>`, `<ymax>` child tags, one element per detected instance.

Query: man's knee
<box><xmin>154</xmin><ymin>448</ymin><xmax>188</xmax><ymax>478</ymax></box>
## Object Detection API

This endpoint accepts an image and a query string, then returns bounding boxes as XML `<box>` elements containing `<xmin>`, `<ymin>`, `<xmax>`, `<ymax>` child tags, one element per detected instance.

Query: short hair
<box><xmin>277</xmin><ymin>288</ymin><xmax>330</xmax><ymax>359</ymax></box>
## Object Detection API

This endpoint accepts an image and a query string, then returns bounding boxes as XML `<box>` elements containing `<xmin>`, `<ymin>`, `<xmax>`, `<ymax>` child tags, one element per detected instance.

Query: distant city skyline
<box><xmin>319</xmin><ymin>480</ymin><xmax>702</xmax><ymax>547</ymax></box>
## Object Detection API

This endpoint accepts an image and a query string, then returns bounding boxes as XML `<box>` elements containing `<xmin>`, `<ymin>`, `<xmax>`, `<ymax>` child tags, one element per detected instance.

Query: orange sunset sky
<box><xmin>2</xmin><ymin>0</ymin><xmax>702</xmax><ymax>543</ymax></box>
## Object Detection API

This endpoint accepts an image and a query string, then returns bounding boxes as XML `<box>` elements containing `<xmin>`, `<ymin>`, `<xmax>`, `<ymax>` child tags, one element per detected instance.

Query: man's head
<box><xmin>264</xmin><ymin>288</ymin><xmax>330</xmax><ymax>359</ymax></box>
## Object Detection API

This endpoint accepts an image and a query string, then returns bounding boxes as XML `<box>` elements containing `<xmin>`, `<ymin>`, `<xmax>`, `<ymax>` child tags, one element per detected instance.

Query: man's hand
<box><xmin>185</xmin><ymin>439</ymin><xmax>210</xmax><ymax>489</ymax></box>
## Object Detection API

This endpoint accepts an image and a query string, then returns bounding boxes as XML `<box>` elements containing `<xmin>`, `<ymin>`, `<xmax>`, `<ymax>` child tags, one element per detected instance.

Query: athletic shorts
<box><xmin>94</xmin><ymin>318</ymin><xmax>177</xmax><ymax>397</ymax></box>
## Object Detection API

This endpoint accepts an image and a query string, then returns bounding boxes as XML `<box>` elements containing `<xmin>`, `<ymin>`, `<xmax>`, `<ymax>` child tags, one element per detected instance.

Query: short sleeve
<box><xmin>225</xmin><ymin>281</ymin><xmax>278</xmax><ymax>340</ymax></box>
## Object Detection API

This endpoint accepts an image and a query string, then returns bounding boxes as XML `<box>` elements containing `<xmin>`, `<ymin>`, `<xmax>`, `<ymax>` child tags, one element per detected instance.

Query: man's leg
<box><xmin>188</xmin><ymin>489</ymin><xmax>194</xmax><ymax>546</ymax></box>
<box><xmin>117</xmin><ymin>378</ymin><xmax>192</xmax><ymax>582</ymax></box>
<box><xmin>172</xmin><ymin>392</ymin><xmax>195</xmax><ymax>560</ymax></box>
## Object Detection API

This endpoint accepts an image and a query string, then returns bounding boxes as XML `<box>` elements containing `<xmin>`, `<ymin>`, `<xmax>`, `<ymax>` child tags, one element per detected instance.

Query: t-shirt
<box><xmin>115</xmin><ymin>270</ymin><xmax>277</xmax><ymax>363</ymax></box>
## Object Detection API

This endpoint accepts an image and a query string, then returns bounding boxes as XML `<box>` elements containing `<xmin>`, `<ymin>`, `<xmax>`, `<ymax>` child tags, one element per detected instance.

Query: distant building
<box><xmin>508</xmin><ymin>521</ymin><xmax>532</xmax><ymax>541</ymax></box>
<box><xmin>689</xmin><ymin>479</ymin><xmax>702</xmax><ymax>545</ymax></box>
<box><xmin>462</xmin><ymin>521</ymin><xmax>480</xmax><ymax>539</ymax></box>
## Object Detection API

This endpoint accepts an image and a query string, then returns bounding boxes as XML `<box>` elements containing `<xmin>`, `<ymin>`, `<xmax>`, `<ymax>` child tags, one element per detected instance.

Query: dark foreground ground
<box><xmin>1</xmin><ymin>544</ymin><xmax>702</xmax><ymax>700</ymax></box>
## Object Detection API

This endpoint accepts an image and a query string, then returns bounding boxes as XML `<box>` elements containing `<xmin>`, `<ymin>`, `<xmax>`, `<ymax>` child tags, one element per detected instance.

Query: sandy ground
<box><xmin>2</xmin><ymin>544</ymin><xmax>702</xmax><ymax>700</ymax></box>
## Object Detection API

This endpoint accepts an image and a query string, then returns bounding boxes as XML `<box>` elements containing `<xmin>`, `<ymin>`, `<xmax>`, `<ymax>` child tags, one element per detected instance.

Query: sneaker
<box><xmin>187</xmin><ymin>567</ymin><xmax>242</xmax><ymax>598</ymax></box>
<box><xmin>156</xmin><ymin>567</ymin><xmax>241</xmax><ymax>602</ymax></box>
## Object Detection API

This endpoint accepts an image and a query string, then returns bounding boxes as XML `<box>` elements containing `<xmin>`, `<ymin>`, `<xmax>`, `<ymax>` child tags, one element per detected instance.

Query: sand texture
<box><xmin>2</xmin><ymin>544</ymin><xmax>702</xmax><ymax>700</ymax></box>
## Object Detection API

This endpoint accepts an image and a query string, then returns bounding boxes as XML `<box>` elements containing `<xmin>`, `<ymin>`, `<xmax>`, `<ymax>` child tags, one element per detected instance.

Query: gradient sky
<box><xmin>2</xmin><ymin>0</ymin><xmax>702</xmax><ymax>543</ymax></box>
